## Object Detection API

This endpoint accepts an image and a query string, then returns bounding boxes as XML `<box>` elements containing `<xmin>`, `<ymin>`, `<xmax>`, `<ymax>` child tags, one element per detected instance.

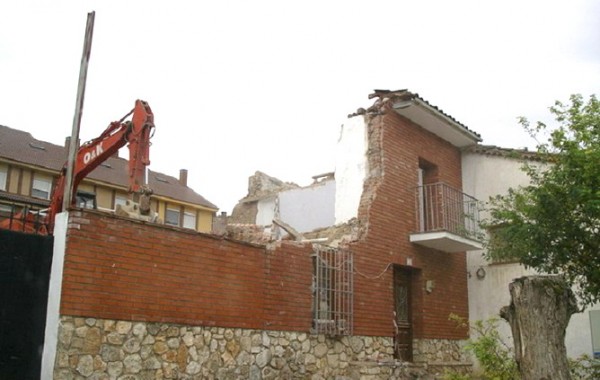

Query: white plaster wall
<box><xmin>334</xmin><ymin>116</ymin><xmax>367</xmax><ymax>224</ymax></box>
<box><xmin>256</xmin><ymin>197</ymin><xmax>276</xmax><ymax>226</ymax></box>
<box><xmin>462</xmin><ymin>152</ymin><xmax>598</xmax><ymax>358</ymax></box>
<box><xmin>279</xmin><ymin>179</ymin><xmax>336</xmax><ymax>233</ymax></box>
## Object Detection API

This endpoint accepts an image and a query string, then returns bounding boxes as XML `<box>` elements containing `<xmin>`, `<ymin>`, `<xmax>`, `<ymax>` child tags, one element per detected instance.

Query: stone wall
<box><xmin>53</xmin><ymin>316</ymin><xmax>470</xmax><ymax>380</ymax></box>
<box><xmin>413</xmin><ymin>339</ymin><xmax>472</xmax><ymax>374</ymax></box>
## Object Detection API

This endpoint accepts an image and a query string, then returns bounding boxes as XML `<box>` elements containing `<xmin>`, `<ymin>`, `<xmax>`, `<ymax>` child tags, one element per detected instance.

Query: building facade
<box><xmin>462</xmin><ymin>145</ymin><xmax>600</xmax><ymax>361</ymax></box>
<box><xmin>0</xmin><ymin>125</ymin><xmax>218</xmax><ymax>232</ymax></box>
<box><xmin>334</xmin><ymin>90</ymin><xmax>482</xmax><ymax>365</ymax></box>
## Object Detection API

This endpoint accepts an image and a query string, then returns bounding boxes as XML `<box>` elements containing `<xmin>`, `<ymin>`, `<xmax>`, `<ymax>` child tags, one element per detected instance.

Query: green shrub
<box><xmin>444</xmin><ymin>314</ymin><xmax>519</xmax><ymax>380</ymax></box>
<box><xmin>444</xmin><ymin>314</ymin><xmax>600</xmax><ymax>380</ymax></box>
<box><xmin>569</xmin><ymin>354</ymin><xmax>600</xmax><ymax>380</ymax></box>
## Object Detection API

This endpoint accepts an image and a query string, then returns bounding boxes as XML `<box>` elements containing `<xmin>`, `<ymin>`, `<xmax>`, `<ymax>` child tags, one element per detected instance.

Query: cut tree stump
<box><xmin>500</xmin><ymin>275</ymin><xmax>578</xmax><ymax>380</ymax></box>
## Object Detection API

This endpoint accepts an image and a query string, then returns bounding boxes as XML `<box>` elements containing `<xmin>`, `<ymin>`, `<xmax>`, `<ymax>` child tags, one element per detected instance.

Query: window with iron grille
<box><xmin>311</xmin><ymin>246</ymin><xmax>353</xmax><ymax>336</ymax></box>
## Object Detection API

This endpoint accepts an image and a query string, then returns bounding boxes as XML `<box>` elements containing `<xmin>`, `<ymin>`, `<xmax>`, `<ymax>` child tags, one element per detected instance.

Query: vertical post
<box><xmin>63</xmin><ymin>11</ymin><xmax>95</xmax><ymax>213</ymax></box>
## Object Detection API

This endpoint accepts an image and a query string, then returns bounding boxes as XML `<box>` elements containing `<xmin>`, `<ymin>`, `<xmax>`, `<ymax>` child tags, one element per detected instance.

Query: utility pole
<box><xmin>63</xmin><ymin>11</ymin><xmax>95</xmax><ymax>213</ymax></box>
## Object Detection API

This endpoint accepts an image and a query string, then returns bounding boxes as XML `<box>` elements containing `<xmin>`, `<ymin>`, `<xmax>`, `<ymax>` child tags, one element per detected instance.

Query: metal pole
<box><xmin>63</xmin><ymin>11</ymin><xmax>95</xmax><ymax>213</ymax></box>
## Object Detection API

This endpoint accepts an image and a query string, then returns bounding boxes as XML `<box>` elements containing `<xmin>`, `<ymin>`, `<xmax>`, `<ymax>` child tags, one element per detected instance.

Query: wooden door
<box><xmin>394</xmin><ymin>267</ymin><xmax>413</xmax><ymax>361</ymax></box>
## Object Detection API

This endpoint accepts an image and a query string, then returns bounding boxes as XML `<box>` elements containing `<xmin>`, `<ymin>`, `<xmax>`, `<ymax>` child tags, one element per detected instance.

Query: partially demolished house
<box><xmin>33</xmin><ymin>89</ymin><xmax>484</xmax><ymax>379</ymax></box>
<box><xmin>228</xmin><ymin>89</ymin><xmax>484</xmax><ymax>373</ymax></box>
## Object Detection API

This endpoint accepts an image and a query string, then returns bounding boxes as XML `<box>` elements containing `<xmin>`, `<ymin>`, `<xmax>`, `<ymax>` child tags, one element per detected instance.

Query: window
<box><xmin>75</xmin><ymin>191</ymin><xmax>96</xmax><ymax>209</ymax></box>
<box><xmin>0</xmin><ymin>203</ymin><xmax>12</xmax><ymax>217</ymax></box>
<box><xmin>114</xmin><ymin>195</ymin><xmax>128</xmax><ymax>209</ymax></box>
<box><xmin>311</xmin><ymin>246</ymin><xmax>353</xmax><ymax>336</ymax></box>
<box><xmin>0</xmin><ymin>166</ymin><xmax>6</xmax><ymax>191</ymax></box>
<box><xmin>32</xmin><ymin>175</ymin><xmax>52</xmax><ymax>199</ymax></box>
<box><xmin>591</xmin><ymin>310</ymin><xmax>600</xmax><ymax>359</ymax></box>
<box><xmin>183</xmin><ymin>211</ymin><xmax>196</xmax><ymax>230</ymax></box>
<box><xmin>165</xmin><ymin>207</ymin><xmax>180</xmax><ymax>226</ymax></box>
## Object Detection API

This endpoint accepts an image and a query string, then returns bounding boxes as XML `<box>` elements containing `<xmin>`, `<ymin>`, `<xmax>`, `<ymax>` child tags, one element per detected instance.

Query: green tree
<box><xmin>484</xmin><ymin>94</ymin><xmax>600</xmax><ymax>306</ymax></box>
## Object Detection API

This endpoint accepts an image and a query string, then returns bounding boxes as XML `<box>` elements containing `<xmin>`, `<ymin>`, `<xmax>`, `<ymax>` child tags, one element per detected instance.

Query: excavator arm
<box><xmin>47</xmin><ymin>99</ymin><xmax>155</xmax><ymax>232</ymax></box>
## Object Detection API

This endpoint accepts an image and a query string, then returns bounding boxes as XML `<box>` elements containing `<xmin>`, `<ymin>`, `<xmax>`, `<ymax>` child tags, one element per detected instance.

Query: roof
<box><xmin>0</xmin><ymin>125</ymin><xmax>218</xmax><ymax>210</ymax></box>
<box><xmin>367</xmin><ymin>89</ymin><xmax>482</xmax><ymax>148</ymax></box>
<box><xmin>0</xmin><ymin>190</ymin><xmax>51</xmax><ymax>207</ymax></box>
<box><xmin>464</xmin><ymin>144</ymin><xmax>545</xmax><ymax>161</ymax></box>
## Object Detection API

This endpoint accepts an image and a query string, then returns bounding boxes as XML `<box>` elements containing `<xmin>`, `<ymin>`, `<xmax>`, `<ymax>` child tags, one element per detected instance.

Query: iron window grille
<box><xmin>311</xmin><ymin>245</ymin><xmax>354</xmax><ymax>336</ymax></box>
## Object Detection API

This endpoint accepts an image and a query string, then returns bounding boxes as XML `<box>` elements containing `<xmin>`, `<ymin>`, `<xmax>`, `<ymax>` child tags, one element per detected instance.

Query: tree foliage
<box><xmin>484</xmin><ymin>94</ymin><xmax>600</xmax><ymax>306</ymax></box>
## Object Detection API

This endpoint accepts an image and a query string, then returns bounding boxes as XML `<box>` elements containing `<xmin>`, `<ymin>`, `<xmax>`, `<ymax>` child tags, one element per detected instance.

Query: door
<box><xmin>394</xmin><ymin>267</ymin><xmax>413</xmax><ymax>361</ymax></box>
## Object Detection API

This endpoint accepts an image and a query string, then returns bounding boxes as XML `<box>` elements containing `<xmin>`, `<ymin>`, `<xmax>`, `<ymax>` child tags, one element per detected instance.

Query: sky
<box><xmin>1</xmin><ymin>0</ymin><xmax>599</xmax><ymax>213</ymax></box>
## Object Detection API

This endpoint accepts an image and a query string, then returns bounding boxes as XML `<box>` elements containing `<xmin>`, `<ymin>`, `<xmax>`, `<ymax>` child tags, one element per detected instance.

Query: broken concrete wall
<box><xmin>230</xmin><ymin>171</ymin><xmax>298</xmax><ymax>225</ymax></box>
<box><xmin>256</xmin><ymin>196</ymin><xmax>276</xmax><ymax>226</ymax></box>
<box><xmin>334</xmin><ymin>115</ymin><xmax>368</xmax><ymax>225</ymax></box>
<box><xmin>231</xmin><ymin>172</ymin><xmax>335</xmax><ymax>235</ymax></box>
<box><xmin>278</xmin><ymin>178</ymin><xmax>335</xmax><ymax>233</ymax></box>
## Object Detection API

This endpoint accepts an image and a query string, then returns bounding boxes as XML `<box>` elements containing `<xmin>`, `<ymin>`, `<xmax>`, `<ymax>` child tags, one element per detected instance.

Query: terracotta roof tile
<box><xmin>369</xmin><ymin>89</ymin><xmax>482</xmax><ymax>140</ymax></box>
<box><xmin>463</xmin><ymin>144</ymin><xmax>545</xmax><ymax>161</ymax></box>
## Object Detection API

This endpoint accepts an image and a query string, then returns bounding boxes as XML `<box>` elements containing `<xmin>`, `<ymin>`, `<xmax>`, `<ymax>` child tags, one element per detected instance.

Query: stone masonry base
<box><xmin>52</xmin><ymin>316</ymin><xmax>471</xmax><ymax>379</ymax></box>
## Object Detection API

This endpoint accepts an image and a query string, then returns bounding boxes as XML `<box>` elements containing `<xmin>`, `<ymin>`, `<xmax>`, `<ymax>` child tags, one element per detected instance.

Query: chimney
<box><xmin>179</xmin><ymin>169</ymin><xmax>188</xmax><ymax>186</ymax></box>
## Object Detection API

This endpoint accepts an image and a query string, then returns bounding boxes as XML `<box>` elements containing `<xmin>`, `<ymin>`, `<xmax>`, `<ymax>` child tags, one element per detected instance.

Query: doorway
<box><xmin>394</xmin><ymin>266</ymin><xmax>413</xmax><ymax>361</ymax></box>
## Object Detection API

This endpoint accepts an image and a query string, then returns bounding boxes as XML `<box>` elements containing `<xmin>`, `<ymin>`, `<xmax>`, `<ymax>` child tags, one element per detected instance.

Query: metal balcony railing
<box><xmin>414</xmin><ymin>182</ymin><xmax>480</xmax><ymax>241</ymax></box>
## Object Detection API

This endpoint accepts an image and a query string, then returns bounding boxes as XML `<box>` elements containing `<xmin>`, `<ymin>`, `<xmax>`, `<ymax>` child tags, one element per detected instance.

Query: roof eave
<box><xmin>392</xmin><ymin>98</ymin><xmax>482</xmax><ymax>148</ymax></box>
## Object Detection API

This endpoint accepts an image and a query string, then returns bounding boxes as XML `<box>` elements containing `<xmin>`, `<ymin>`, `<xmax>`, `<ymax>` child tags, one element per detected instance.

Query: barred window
<box><xmin>311</xmin><ymin>246</ymin><xmax>353</xmax><ymax>336</ymax></box>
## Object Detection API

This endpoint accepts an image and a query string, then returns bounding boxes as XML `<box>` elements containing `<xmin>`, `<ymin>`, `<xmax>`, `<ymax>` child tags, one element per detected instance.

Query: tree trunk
<box><xmin>500</xmin><ymin>275</ymin><xmax>578</xmax><ymax>380</ymax></box>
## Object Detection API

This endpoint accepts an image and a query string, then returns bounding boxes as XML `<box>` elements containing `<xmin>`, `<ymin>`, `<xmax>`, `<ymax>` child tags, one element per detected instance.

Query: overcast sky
<box><xmin>1</xmin><ymin>0</ymin><xmax>599</xmax><ymax>213</ymax></box>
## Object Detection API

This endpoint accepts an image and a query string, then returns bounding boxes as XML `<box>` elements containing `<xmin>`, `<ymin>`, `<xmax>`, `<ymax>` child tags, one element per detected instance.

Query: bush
<box><xmin>569</xmin><ymin>354</ymin><xmax>600</xmax><ymax>380</ymax></box>
<box><xmin>444</xmin><ymin>314</ymin><xmax>519</xmax><ymax>380</ymax></box>
<box><xmin>445</xmin><ymin>314</ymin><xmax>600</xmax><ymax>380</ymax></box>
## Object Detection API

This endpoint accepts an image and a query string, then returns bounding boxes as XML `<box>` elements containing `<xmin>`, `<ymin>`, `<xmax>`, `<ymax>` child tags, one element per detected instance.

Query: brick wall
<box><xmin>350</xmin><ymin>107</ymin><xmax>469</xmax><ymax>339</ymax></box>
<box><xmin>61</xmin><ymin>210</ymin><xmax>312</xmax><ymax>331</ymax></box>
<box><xmin>59</xmin><ymin>103</ymin><xmax>469</xmax><ymax>342</ymax></box>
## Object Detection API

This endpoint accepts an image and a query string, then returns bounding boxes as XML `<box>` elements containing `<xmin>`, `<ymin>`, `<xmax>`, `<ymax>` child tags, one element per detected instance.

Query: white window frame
<box><xmin>32</xmin><ymin>175</ymin><xmax>52</xmax><ymax>200</ymax></box>
<box><xmin>183</xmin><ymin>211</ymin><xmax>197</xmax><ymax>230</ymax></box>
<box><xmin>165</xmin><ymin>207</ymin><xmax>181</xmax><ymax>226</ymax></box>
<box><xmin>0</xmin><ymin>166</ymin><xmax>7</xmax><ymax>191</ymax></box>
<box><xmin>590</xmin><ymin>310</ymin><xmax>600</xmax><ymax>359</ymax></box>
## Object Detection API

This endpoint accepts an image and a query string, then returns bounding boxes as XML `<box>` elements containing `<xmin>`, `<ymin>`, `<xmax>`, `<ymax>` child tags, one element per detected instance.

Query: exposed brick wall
<box><xmin>60</xmin><ymin>103</ymin><xmax>469</xmax><ymax>342</ymax></box>
<box><xmin>61</xmin><ymin>210</ymin><xmax>313</xmax><ymax>331</ymax></box>
<box><xmin>350</xmin><ymin>105</ymin><xmax>469</xmax><ymax>340</ymax></box>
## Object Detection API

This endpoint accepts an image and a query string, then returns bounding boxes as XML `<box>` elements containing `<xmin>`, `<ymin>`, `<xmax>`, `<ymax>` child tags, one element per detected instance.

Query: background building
<box><xmin>462</xmin><ymin>145</ymin><xmax>600</xmax><ymax>361</ymax></box>
<box><xmin>0</xmin><ymin>125</ymin><xmax>218</xmax><ymax>232</ymax></box>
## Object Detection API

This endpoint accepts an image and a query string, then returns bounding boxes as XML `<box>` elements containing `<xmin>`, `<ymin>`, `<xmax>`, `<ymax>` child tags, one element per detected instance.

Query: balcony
<box><xmin>409</xmin><ymin>182</ymin><xmax>482</xmax><ymax>252</ymax></box>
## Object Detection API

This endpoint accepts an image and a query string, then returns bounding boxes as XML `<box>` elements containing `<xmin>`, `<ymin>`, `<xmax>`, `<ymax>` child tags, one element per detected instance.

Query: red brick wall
<box><xmin>61</xmin><ymin>210</ymin><xmax>313</xmax><ymax>331</ymax></box>
<box><xmin>350</xmin><ymin>109</ymin><xmax>469</xmax><ymax>339</ymax></box>
<box><xmin>60</xmin><ymin>107</ymin><xmax>469</xmax><ymax>340</ymax></box>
